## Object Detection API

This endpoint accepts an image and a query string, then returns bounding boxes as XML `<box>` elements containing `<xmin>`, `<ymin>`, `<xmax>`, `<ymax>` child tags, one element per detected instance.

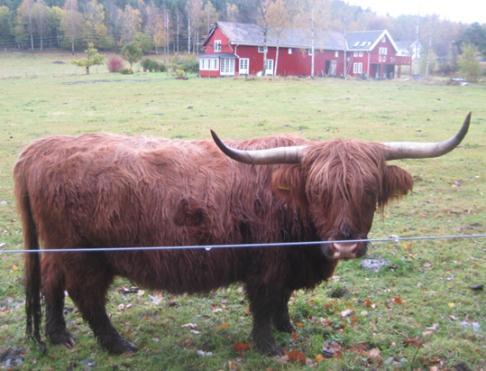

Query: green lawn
<box><xmin>0</xmin><ymin>52</ymin><xmax>485</xmax><ymax>370</ymax></box>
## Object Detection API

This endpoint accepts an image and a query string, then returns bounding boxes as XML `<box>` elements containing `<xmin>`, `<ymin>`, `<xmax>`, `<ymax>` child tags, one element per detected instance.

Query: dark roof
<box><xmin>217</xmin><ymin>21</ymin><xmax>346</xmax><ymax>50</ymax></box>
<box><xmin>345</xmin><ymin>30</ymin><xmax>385</xmax><ymax>50</ymax></box>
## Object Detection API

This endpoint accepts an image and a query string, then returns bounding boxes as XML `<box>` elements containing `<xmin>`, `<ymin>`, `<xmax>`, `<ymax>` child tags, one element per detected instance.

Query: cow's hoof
<box><xmin>101</xmin><ymin>336</ymin><xmax>138</xmax><ymax>354</ymax></box>
<box><xmin>255</xmin><ymin>339</ymin><xmax>283</xmax><ymax>356</ymax></box>
<box><xmin>48</xmin><ymin>330</ymin><xmax>75</xmax><ymax>349</ymax></box>
<box><xmin>274</xmin><ymin>321</ymin><xmax>294</xmax><ymax>334</ymax></box>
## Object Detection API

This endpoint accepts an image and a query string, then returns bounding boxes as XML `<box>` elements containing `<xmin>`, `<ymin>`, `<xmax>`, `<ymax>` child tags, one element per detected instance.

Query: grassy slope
<box><xmin>0</xmin><ymin>53</ymin><xmax>484</xmax><ymax>370</ymax></box>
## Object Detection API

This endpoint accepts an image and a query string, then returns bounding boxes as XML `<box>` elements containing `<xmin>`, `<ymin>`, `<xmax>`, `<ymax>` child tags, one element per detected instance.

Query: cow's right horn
<box><xmin>210</xmin><ymin>130</ymin><xmax>305</xmax><ymax>164</ymax></box>
<box><xmin>383</xmin><ymin>113</ymin><xmax>471</xmax><ymax>160</ymax></box>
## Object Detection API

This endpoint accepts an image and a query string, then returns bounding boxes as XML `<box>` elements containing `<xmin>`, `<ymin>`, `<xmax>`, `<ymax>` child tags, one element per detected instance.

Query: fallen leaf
<box><xmin>295</xmin><ymin>321</ymin><xmax>305</xmax><ymax>328</ymax></box>
<box><xmin>322</xmin><ymin>341</ymin><xmax>342</xmax><ymax>358</ymax></box>
<box><xmin>348</xmin><ymin>342</ymin><xmax>369</xmax><ymax>354</ymax></box>
<box><xmin>181</xmin><ymin>323</ymin><xmax>198</xmax><ymax>330</ymax></box>
<box><xmin>422</xmin><ymin>323</ymin><xmax>439</xmax><ymax>337</ymax></box>
<box><xmin>367</xmin><ymin>347</ymin><xmax>381</xmax><ymax>360</ymax></box>
<box><xmin>403</xmin><ymin>337</ymin><xmax>423</xmax><ymax>347</ymax></box>
<box><xmin>314</xmin><ymin>354</ymin><xmax>325</xmax><ymax>363</ymax></box>
<box><xmin>232</xmin><ymin>342</ymin><xmax>250</xmax><ymax>354</ymax></box>
<box><xmin>216</xmin><ymin>322</ymin><xmax>230</xmax><ymax>331</ymax></box>
<box><xmin>11</xmin><ymin>264</ymin><xmax>18</xmax><ymax>272</ymax></box>
<box><xmin>363</xmin><ymin>298</ymin><xmax>373</xmax><ymax>308</ymax></box>
<box><xmin>392</xmin><ymin>296</ymin><xmax>403</xmax><ymax>305</ymax></box>
<box><xmin>291</xmin><ymin>331</ymin><xmax>299</xmax><ymax>341</ymax></box>
<box><xmin>227</xmin><ymin>360</ymin><xmax>240</xmax><ymax>371</ymax></box>
<box><xmin>287</xmin><ymin>350</ymin><xmax>306</xmax><ymax>364</ymax></box>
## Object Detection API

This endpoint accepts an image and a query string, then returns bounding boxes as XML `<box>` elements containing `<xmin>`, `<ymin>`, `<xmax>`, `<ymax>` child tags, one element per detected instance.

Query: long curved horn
<box><xmin>210</xmin><ymin>130</ymin><xmax>305</xmax><ymax>164</ymax></box>
<box><xmin>383</xmin><ymin>113</ymin><xmax>471</xmax><ymax>160</ymax></box>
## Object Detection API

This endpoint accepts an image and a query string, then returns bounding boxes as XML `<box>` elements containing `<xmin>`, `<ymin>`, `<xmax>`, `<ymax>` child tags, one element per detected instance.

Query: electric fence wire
<box><xmin>1</xmin><ymin>233</ymin><xmax>485</xmax><ymax>254</ymax></box>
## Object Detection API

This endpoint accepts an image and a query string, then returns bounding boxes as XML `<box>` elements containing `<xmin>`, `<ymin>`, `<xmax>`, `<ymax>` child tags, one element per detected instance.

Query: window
<box><xmin>211</xmin><ymin>58</ymin><xmax>218</xmax><ymax>71</ymax></box>
<box><xmin>379</xmin><ymin>47</ymin><xmax>388</xmax><ymax>55</ymax></box>
<box><xmin>239</xmin><ymin>58</ymin><xmax>249</xmax><ymax>74</ymax></box>
<box><xmin>359</xmin><ymin>52</ymin><xmax>363</xmax><ymax>57</ymax></box>
<box><xmin>353</xmin><ymin>62</ymin><xmax>363</xmax><ymax>74</ymax></box>
<box><xmin>258</xmin><ymin>46</ymin><xmax>267</xmax><ymax>53</ymax></box>
<box><xmin>214</xmin><ymin>40</ymin><xmax>221</xmax><ymax>52</ymax></box>
<box><xmin>334</xmin><ymin>51</ymin><xmax>339</xmax><ymax>58</ymax></box>
<box><xmin>288</xmin><ymin>48</ymin><xmax>293</xmax><ymax>54</ymax></box>
<box><xmin>307</xmin><ymin>48</ymin><xmax>313</xmax><ymax>56</ymax></box>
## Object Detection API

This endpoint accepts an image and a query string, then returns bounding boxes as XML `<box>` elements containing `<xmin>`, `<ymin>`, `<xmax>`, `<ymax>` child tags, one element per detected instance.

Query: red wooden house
<box><xmin>199</xmin><ymin>22</ymin><xmax>411</xmax><ymax>79</ymax></box>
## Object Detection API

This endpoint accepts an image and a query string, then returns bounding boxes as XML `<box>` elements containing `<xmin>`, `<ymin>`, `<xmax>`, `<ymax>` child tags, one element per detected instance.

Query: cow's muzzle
<box><xmin>321</xmin><ymin>241</ymin><xmax>368</xmax><ymax>260</ymax></box>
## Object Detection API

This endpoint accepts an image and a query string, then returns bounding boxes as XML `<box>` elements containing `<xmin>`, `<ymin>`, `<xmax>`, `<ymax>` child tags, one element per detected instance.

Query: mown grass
<box><xmin>0</xmin><ymin>52</ymin><xmax>485</xmax><ymax>370</ymax></box>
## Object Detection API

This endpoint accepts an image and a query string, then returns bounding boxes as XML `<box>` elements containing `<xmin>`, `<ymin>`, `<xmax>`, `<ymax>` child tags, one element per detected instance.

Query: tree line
<box><xmin>0</xmin><ymin>0</ymin><xmax>484</xmax><ymax>67</ymax></box>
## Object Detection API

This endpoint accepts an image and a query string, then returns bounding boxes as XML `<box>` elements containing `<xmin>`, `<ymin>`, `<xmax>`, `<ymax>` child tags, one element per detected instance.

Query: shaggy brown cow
<box><xmin>15</xmin><ymin>114</ymin><xmax>470</xmax><ymax>355</ymax></box>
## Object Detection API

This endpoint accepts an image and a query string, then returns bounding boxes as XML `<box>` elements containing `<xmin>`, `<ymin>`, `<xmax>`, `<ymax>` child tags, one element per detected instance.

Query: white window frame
<box><xmin>379</xmin><ymin>47</ymin><xmax>388</xmax><ymax>55</ymax></box>
<box><xmin>210</xmin><ymin>58</ymin><xmax>219</xmax><ymax>71</ymax></box>
<box><xmin>353</xmin><ymin>62</ymin><xmax>363</xmax><ymax>74</ymax></box>
<box><xmin>288</xmin><ymin>48</ymin><xmax>293</xmax><ymax>54</ymax></box>
<box><xmin>307</xmin><ymin>48</ymin><xmax>314</xmax><ymax>56</ymax></box>
<box><xmin>214</xmin><ymin>40</ymin><xmax>222</xmax><ymax>52</ymax></box>
<box><xmin>220</xmin><ymin>57</ymin><xmax>235</xmax><ymax>76</ymax></box>
<box><xmin>334</xmin><ymin>51</ymin><xmax>339</xmax><ymax>58</ymax></box>
<box><xmin>258</xmin><ymin>46</ymin><xmax>267</xmax><ymax>53</ymax></box>
<box><xmin>265</xmin><ymin>58</ymin><xmax>274</xmax><ymax>75</ymax></box>
<box><xmin>239</xmin><ymin>58</ymin><xmax>249</xmax><ymax>75</ymax></box>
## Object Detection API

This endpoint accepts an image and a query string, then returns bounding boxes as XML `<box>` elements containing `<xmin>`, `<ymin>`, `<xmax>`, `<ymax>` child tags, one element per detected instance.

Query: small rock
<box><xmin>360</xmin><ymin>258</ymin><xmax>390</xmax><ymax>272</ymax></box>
<box><xmin>81</xmin><ymin>359</ymin><xmax>95</xmax><ymax>370</ymax></box>
<box><xmin>469</xmin><ymin>284</ymin><xmax>483</xmax><ymax>291</ymax></box>
<box><xmin>340</xmin><ymin>309</ymin><xmax>354</xmax><ymax>318</ymax></box>
<box><xmin>196</xmin><ymin>350</ymin><xmax>212</xmax><ymax>357</ymax></box>
<box><xmin>0</xmin><ymin>348</ymin><xmax>24</xmax><ymax>369</ymax></box>
<box><xmin>460</xmin><ymin>321</ymin><xmax>480</xmax><ymax>333</ymax></box>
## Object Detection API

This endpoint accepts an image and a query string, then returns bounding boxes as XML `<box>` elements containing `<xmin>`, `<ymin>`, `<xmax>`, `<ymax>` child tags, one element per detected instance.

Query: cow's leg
<box><xmin>64</xmin><ymin>258</ymin><xmax>137</xmax><ymax>354</ymax></box>
<box><xmin>272</xmin><ymin>289</ymin><xmax>294</xmax><ymax>333</ymax></box>
<box><xmin>246</xmin><ymin>283</ymin><xmax>282</xmax><ymax>355</ymax></box>
<box><xmin>42</xmin><ymin>256</ymin><xmax>75</xmax><ymax>348</ymax></box>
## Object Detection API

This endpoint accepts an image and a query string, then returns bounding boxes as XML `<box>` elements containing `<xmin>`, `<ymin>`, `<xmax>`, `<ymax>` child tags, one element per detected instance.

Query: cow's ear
<box><xmin>381</xmin><ymin>165</ymin><xmax>413</xmax><ymax>205</ymax></box>
<box><xmin>271</xmin><ymin>165</ymin><xmax>307</xmax><ymax>206</ymax></box>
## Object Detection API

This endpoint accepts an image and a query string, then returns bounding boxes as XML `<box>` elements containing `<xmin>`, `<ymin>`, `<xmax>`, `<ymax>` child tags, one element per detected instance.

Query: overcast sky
<box><xmin>344</xmin><ymin>0</ymin><xmax>486</xmax><ymax>24</ymax></box>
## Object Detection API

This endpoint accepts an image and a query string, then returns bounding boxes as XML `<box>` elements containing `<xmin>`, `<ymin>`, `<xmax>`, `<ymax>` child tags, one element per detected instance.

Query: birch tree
<box><xmin>266</xmin><ymin>0</ymin><xmax>291</xmax><ymax>76</ymax></box>
<box><xmin>15</xmin><ymin>0</ymin><xmax>34</xmax><ymax>50</ymax></box>
<box><xmin>62</xmin><ymin>0</ymin><xmax>83</xmax><ymax>53</ymax></box>
<box><xmin>32</xmin><ymin>0</ymin><xmax>49</xmax><ymax>50</ymax></box>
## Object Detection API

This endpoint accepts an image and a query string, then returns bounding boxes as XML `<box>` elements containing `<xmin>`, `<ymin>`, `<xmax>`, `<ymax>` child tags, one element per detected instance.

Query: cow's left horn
<box><xmin>383</xmin><ymin>113</ymin><xmax>471</xmax><ymax>160</ymax></box>
<box><xmin>210</xmin><ymin>130</ymin><xmax>305</xmax><ymax>164</ymax></box>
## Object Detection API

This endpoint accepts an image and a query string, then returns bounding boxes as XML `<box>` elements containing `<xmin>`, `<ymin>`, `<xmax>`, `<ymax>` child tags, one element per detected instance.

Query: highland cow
<box><xmin>15</xmin><ymin>114</ymin><xmax>470</xmax><ymax>355</ymax></box>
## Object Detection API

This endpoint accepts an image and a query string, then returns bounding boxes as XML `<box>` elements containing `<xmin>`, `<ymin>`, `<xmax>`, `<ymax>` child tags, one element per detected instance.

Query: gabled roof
<box><xmin>212</xmin><ymin>21</ymin><xmax>346</xmax><ymax>51</ymax></box>
<box><xmin>345</xmin><ymin>30</ymin><xmax>399</xmax><ymax>52</ymax></box>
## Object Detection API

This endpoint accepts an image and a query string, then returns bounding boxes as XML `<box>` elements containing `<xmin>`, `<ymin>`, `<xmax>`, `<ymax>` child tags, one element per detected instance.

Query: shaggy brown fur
<box><xmin>15</xmin><ymin>133</ymin><xmax>413</xmax><ymax>355</ymax></box>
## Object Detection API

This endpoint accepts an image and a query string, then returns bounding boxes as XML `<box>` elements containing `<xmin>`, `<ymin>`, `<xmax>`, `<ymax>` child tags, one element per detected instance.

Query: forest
<box><xmin>0</xmin><ymin>0</ymin><xmax>485</xmax><ymax>72</ymax></box>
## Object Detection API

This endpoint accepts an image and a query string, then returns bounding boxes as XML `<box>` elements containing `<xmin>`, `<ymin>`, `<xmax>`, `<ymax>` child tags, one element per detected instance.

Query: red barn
<box><xmin>199</xmin><ymin>22</ymin><xmax>411</xmax><ymax>79</ymax></box>
<box><xmin>345</xmin><ymin>30</ymin><xmax>410</xmax><ymax>79</ymax></box>
<box><xmin>200</xmin><ymin>22</ymin><xmax>346</xmax><ymax>78</ymax></box>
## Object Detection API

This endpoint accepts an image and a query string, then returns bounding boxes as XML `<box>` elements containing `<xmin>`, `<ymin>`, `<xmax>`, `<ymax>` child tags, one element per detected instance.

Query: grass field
<box><xmin>0</xmin><ymin>52</ymin><xmax>485</xmax><ymax>370</ymax></box>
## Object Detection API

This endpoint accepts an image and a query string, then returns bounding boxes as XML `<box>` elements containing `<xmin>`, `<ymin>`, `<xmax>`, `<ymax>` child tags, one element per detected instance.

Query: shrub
<box><xmin>107</xmin><ymin>56</ymin><xmax>124</xmax><ymax>73</ymax></box>
<box><xmin>141</xmin><ymin>58</ymin><xmax>166</xmax><ymax>72</ymax></box>
<box><xmin>174</xmin><ymin>68</ymin><xmax>187</xmax><ymax>80</ymax></box>
<box><xmin>119</xmin><ymin>68</ymin><xmax>133</xmax><ymax>75</ymax></box>
<box><xmin>121</xmin><ymin>42</ymin><xmax>143</xmax><ymax>69</ymax></box>
<box><xmin>181</xmin><ymin>59</ymin><xmax>199</xmax><ymax>73</ymax></box>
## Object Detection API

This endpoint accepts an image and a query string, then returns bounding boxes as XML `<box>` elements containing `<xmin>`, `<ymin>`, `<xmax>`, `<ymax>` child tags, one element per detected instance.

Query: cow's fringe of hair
<box><xmin>14</xmin><ymin>167</ymin><xmax>44</xmax><ymax>350</ymax></box>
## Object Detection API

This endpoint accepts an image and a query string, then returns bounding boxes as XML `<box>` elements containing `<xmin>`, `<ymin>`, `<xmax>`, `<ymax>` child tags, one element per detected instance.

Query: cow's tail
<box><xmin>14</xmin><ymin>167</ymin><xmax>43</xmax><ymax>349</ymax></box>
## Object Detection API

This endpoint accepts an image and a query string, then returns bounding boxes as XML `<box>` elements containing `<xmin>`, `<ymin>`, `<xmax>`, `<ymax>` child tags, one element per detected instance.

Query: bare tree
<box><xmin>15</xmin><ymin>0</ymin><xmax>34</xmax><ymax>50</ymax></box>
<box><xmin>62</xmin><ymin>0</ymin><xmax>83</xmax><ymax>54</ymax></box>
<box><xmin>266</xmin><ymin>0</ymin><xmax>291</xmax><ymax>76</ymax></box>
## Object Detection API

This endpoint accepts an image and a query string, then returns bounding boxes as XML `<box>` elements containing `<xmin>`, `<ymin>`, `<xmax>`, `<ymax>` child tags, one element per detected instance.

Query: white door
<box><xmin>239</xmin><ymin>58</ymin><xmax>249</xmax><ymax>75</ymax></box>
<box><xmin>265</xmin><ymin>59</ymin><xmax>274</xmax><ymax>75</ymax></box>
<box><xmin>220</xmin><ymin>58</ymin><xmax>235</xmax><ymax>76</ymax></box>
